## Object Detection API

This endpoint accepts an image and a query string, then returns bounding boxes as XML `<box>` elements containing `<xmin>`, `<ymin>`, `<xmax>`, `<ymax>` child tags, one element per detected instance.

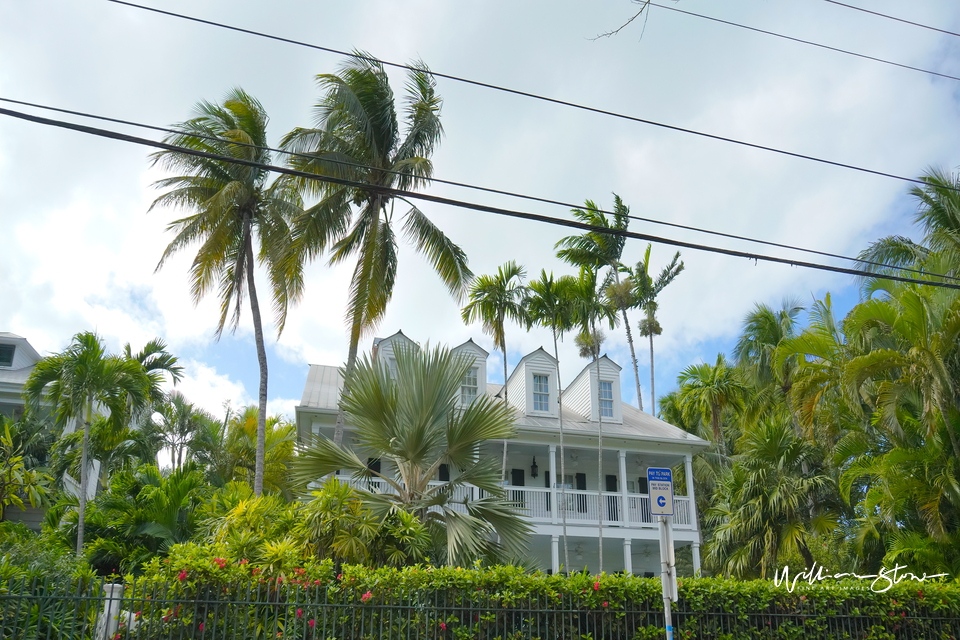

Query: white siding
<box><xmin>372</xmin><ymin>332</ymin><xmax>418</xmax><ymax>369</ymax></box>
<box><xmin>452</xmin><ymin>340</ymin><xmax>488</xmax><ymax>403</ymax></box>
<box><xmin>564</xmin><ymin>357</ymin><xmax>623</xmax><ymax>423</ymax></box>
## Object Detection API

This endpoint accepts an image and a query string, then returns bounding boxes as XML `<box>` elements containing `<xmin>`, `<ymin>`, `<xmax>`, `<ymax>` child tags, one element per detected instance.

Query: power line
<box><xmin>102</xmin><ymin>0</ymin><xmax>953</xmax><ymax>192</ymax></box>
<box><xmin>647</xmin><ymin>2</ymin><xmax>960</xmax><ymax>82</ymax></box>
<box><xmin>3</xmin><ymin>94</ymin><xmax>956</xmax><ymax>284</ymax></box>
<box><xmin>823</xmin><ymin>0</ymin><xmax>960</xmax><ymax>38</ymax></box>
<box><xmin>3</xmin><ymin>102</ymin><xmax>959</xmax><ymax>292</ymax></box>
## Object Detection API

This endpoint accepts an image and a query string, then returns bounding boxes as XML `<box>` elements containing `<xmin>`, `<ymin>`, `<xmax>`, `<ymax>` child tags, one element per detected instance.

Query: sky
<box><xmin>1</xmin><ymin>0</ymin><xmax>958</xmax><ymax>421</ymax></box>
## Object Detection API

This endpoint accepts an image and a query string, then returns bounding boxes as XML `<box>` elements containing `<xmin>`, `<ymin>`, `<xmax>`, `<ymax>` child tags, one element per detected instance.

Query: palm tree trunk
<box><xmin>77</xmin><ymin>409</ymin><xmax>90</xmax><ymax>556</ymax></box>
<box><xmin>501</xmin><ymin>340</ymin><xmax>509</xmax><ymax>483</ymax></box>
<box><xmin>648</xmin><ymin>331</ymin><xmax>655</xmax><ymax>413</ymax></box>
<box><xmin>595</xmin><ymin>353</ymin><xmax>604</xmax><ymax>574</ymax></box>
<box><xmin>334</xmin><ymin>326</ymin><xmax>361</xmax><ymax>447</ymax></box>
<box><xmin>245</xmin><ymin>230</ymin><xmax>268</xmax><ymax>498</ymax></box>
<box><xmin>622</xmin><ymin>309</ymin><xmax>643</xmax><ymax>412</ymax></box>
<box><xmin>552</xmin><ymin>330</ymin><xmax>570</xmax><ymax>572</ymax></box>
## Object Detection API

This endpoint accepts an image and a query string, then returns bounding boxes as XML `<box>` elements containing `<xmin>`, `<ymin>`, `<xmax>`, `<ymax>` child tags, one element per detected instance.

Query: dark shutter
<box><xmin>575</xmin><ymin>473</ymin><xmax>587</xmax><ymax>513</ymax></box>
<box><xmin>367</xmin><ymin>458</ymin><xmax>381</xmax><ymax>474</ymax></box>
<box><xmin>439</xmin><ymin>464</ymin><xmax>449</xmax><ymax>481</ymax></box>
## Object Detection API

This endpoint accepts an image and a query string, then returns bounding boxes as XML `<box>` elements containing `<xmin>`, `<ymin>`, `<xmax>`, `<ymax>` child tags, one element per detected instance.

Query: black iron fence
<box><xmin>2</xmin><ymin>576</ymin><xmax>958</xmax><ymax>640</ymax></box>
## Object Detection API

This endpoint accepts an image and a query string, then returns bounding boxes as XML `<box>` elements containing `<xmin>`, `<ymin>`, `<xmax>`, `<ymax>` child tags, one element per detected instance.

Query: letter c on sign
<box><xmin>657</xmin><ymin>496</ymin><xmax>666</xmax><ymax>507</ymax></box>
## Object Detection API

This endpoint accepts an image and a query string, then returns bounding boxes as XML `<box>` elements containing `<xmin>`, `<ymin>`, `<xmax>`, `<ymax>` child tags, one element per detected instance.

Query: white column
<box><xmin>685</xmin><ymin>453</ymin><xmax>702</xmax><ymax>576</ymax></box>
<box><xmin>623</xmin><ymin>538</ymin><xmax>633</xmax><ymax>575</ymax></box>
<box><xmin>618</xmin><ymin>450</ymin><xmax>629</xmax><ymax>525</ymax></box>
<box><xmin>551</xmin><ymin>535</ymin><xmax>560</xmax><ymax>574</ymax></box>
<box><xmin>549</xmin><ymin>444</ymin><xmax>558</xmax><ymax>524</ymax></box>
<box><xmin>692</xmin><ymin>542</ymin><xmax>702</xmax><ymax>576</ymax></box>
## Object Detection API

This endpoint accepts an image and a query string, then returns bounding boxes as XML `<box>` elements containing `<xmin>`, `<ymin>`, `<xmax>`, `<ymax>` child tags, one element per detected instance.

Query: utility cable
<box><xmin>102</xmin><ymin>0</ymin><xmax>955</xmax><ymax>192</ymax></box>
<box><xmin>647</xmin><ymin>2</ymin><xmax>960</xmax><ymax>82</ymax></box>
<box><xmin>823</xmin><ymin>1</ymin><xmax>960</xmax><ymax>38</ymax></box>
<box><xmin>2</xmin><ymin>103</ymin><xmax>959</xmax><ymax>291</ymax></box>
<box><xmin>3</xmin><ymin>94</ymin><xmax>956</xmax><ymax>284</ymax></box>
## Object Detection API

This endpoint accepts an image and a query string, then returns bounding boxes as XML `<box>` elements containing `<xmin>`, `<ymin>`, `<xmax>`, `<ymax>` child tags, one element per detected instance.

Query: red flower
<box><xmin>361</xmin><ymin>590</ymin><xmax>373</xmax><ymax>603</ymax></box>
<box><xmin>337</xmin><ymin>574</ymin><xmax>343</xmax><ymax>580</ymax></box>
<box><xmin>178</xmin><ymin>570</ymin><xmax>188</xmax><ymax>581</ymax></box>
<box><xmin>308</xmin><ymin>619</ymin><xmax>316</xmax><ymax>628</ymax></box>
<box><xmin>901</xmin><ymin>612</ymin><xmax>906</xmax><ymax>618</ymax></box>
<box><xmin>239</xmin><ymin>559</ymin><xmax>249</xmax><ymax>565</ymax></box>
<box><xmin>198</xmin><ymin>623</ymin><xmax>204</xmax><ymax>631</ymax></box>
<box><xmin>213</xmin><ymin>558</ymin><xmax>226</xmax><ymax>569</ymax></box>
<box><xmin>593</xmin><ymin>581</ymin><xmax>600</xmax><ymax>591</ymax></box>
<box><xmin>602</xmin><ymin>601</ymin><xmax>609</xmax><ymax>608</ymax></box>
<box><xmin>297</xmin><ymin>609</ymin><xmax>303</xmax><ymax>618</ymax></box>
<box><xmin>440</xmin><ymin>622</ymin><xmax>447</xmax><ymax>630</ymax></box>
<box><xmin>314</xmin><ymin>579</ymin><xmax>322</xmax><ymax>585</ymax></box>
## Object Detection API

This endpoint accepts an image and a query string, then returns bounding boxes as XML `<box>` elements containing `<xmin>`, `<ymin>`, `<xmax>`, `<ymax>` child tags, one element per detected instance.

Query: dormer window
<box><xmin>533</xmin><ymin>374</ymin><xmax>550</xmax><ymax>412</ymax></box>
<box><xmin>461</xmin><ymin>367</ymin><xmax>478</xmax><ymax>405</ymax></box>
<box><xmin>0</xmin><ymin>344</ymin><xmax>13</xmax><ymax>368</ymax></box>
<box><xmin>599</xmin><ymin>380</ymin><xmax>614</xmax><ymax>418</ymax></box>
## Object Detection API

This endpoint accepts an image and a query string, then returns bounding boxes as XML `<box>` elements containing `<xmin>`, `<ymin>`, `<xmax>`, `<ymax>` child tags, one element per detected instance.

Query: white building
<box><xmin>0</xmin><ymin>332</ymin><xmax>42</xmax><ymax>420</ymax></box>
<box><xmin>295</xmin><ymin>331</ymin><xmax>710</xmax><ymax>575</ymax></box>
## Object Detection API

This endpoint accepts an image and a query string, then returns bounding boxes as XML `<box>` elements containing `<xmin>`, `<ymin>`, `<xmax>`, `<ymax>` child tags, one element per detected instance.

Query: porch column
<box><xmin>692</xmin><ymin>542</ymin><xmax>702</xmax><ymax>576</ymax></box>
<box><xmin>685</xmin><ymin>453</ymin><xmax>702</xmax><ymax>576</ymax></box>
<box><xmin>618</xmin><ymin>450</ymin><xmax>630</xmax><ymax>525</ymax></box>
<box><xmin>623</xmin><ymin>538</ymin><xmax>633</xmax><ymax>575</ymax></box>
<box><xmin>551</xmin><ymin>535</ymin><xmax>560</xmax><ymax>574</ymax></box>
<box><xmin>549</xmin><ymin>444</ymin><xmax>558</xmax><ymax>524</ymax></box>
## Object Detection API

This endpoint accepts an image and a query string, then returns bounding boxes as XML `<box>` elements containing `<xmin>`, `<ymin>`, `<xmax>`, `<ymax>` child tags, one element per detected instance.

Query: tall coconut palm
<box><xmin>526</xmin><ymin>270</ymin><xmax>577</xmax><ymax>569</ymax></box>
<box><xmin>149</xmin><ymin>89</ymin><xmax>302</xmax><ymax>497</ymax></box>
<box><xmin>292</xmin><ymin>345</ymin><xmax>531</xmax><ymax>565</ymax></box>
<box><xmin>629</xmin><ymin>244</ymin><xmax>684</xmax><ymax>410</ymax></box>
<box><xmin>556</xmin><ymin>195</ymin><xmax>644</xmax><ymax>411</ymax></box>
<box><xmin>461</xmin><ymin>261</ymin><xmax>529</xmax><ymax>479</ymax></box>
<box><xmin>281</xmin><ymin>54</ymin><xmax>471</xmax><ymax>446</ymax></box>
<box><xmin>23</xmin><ymin>332</ymin><xmax>151</xmax><ymax>554</ymax></box>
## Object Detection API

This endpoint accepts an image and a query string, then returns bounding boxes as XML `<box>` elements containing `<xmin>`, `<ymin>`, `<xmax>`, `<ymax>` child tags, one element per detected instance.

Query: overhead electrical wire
<box><xmin>3</xmin><ymin>103</ymin><xmax>959</xmax><ymax>292</ymax></box>
<box><xmin>3</xmin><ymin>94</ymin><xmax>956</xmax><ymax>285</ymax></box>
<box><xmin>823</xmin><ymin>0</ymin><xmax>960</xmax><ymax>38</ymax></box>
<box><xmin>646</xmin><ymin>1</ymin><xmax>960</xmax><ymax>82</ymax></box>
<box><xmin>102</xmin><ymin>0</ymin><xmax>956</xmax><ymax>193</ymax></box>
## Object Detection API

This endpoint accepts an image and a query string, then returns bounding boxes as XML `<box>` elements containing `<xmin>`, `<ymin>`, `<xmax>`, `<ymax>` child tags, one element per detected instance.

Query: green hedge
<box><xmin>2</xmin><ymin>542</ymin><xmax>958</xmax><ymax>639</ymax></box>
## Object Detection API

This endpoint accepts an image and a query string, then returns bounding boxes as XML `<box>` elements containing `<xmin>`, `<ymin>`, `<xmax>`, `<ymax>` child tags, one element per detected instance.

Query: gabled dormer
<box><xmin>504</xmin><ymin>348</ymin><xmax>559</xmax><ymax>418</ymax></box>
<box><xmin>0</xmin><ymin>332</ymin><xmax>41</xmax><ymax>370</ymax></box>
<box><xmin>371</xmin><ymin>330</ymin><xmax>418</xmax><ymax>377</ymax></box>
<box><xmin>452</xmin><ymin>339</ymin><xmax>488</xmax><ymax>406</ymax></box>
<box><xmin>564</xmin><ymin>356</ymin><xmax>624</xmax><ymax>423</ymax></box>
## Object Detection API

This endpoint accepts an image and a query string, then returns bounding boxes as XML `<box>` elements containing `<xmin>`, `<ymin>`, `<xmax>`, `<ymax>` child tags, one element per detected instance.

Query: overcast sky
<box><xmin>2</xmin><ymin>0</ymin><xmax>958</xmax><ymax>420</ymax></box>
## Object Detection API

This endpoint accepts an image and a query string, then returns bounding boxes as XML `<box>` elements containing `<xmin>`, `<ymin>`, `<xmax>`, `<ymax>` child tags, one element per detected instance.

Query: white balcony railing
<box><xmin>339</xmin><ymin>477</ymin><xmax>695</xmax><ymax>530</ymax></box>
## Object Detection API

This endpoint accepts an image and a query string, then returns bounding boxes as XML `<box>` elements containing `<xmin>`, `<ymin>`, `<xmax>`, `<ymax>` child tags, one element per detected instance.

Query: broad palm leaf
<box><xmin>282</xmin><ymin>54</ymin><xmax>471</xmax><ymax>446</ymax></box>
<box><xmin>292</xmin><ymin>345</ymin><xmax>531</xmax><ymax>565</ymax></box>
<box><xmin>150</xmin><ymin>89</ymin><xmax>302</xmax><ymax>496</ymax></box>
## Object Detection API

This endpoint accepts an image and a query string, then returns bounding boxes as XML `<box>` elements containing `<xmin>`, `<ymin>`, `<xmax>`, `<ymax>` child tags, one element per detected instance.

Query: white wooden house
<box><xmin>295</xmin><ymin>331</ymin><xmax>711</xmax><ymax>575</ymax></box>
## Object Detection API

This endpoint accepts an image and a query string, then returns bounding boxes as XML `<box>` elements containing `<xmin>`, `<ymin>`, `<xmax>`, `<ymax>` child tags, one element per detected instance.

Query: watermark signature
<box><xmin>774</xmin><ymin>562</ymin><xmax>948</xmax><ymax>593</ymax></box>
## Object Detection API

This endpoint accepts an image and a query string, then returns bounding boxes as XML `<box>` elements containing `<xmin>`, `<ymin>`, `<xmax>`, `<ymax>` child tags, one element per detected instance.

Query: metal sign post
<box><xmin>648</xmin><ymin>468</ymin><xmax>677</xmax><ymax>640</ymax></box>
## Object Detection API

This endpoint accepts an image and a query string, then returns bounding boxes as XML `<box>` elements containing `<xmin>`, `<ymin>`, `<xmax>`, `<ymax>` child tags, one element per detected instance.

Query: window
<box><xmin>533</xmin><ymin>374</ymin><xmax>550</xmax><ymax>411</ymax></box>
<box><xmin>460</xmin><ymin>367</ymin><xmax>478</xmax><ymax>405</ymax></box>
<box><xmin>388</xmin><ymin>357</ymin><xmax>398</xmax><ymax>379</ymax></box>
<box><xmin>0</xmin><ymin>344</ymin><xmax>13</xmax><ymax>367</ymax></box>
<box><xmin>599</xmin><ymin>380</ymin><xmax>614</xmax><ymax>418</ymax></box>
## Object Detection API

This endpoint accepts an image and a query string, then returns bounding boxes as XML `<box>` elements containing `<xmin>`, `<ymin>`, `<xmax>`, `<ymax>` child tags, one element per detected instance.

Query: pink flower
<box><xmin>178</xmin><ymin>570</ymin><xmax>188</xmax><ymax>581</ymax></box>
<box><xmin>213</xmin><ymin>558</ymin><xmax>226</xmax><ymax>569</ymax></box>
<box><xmin>602</xmin><ymin>601</ymin><xmax>608</xmax><ymax>608</ymax></box>
<box><xmin>337</xmin><ymin>574</ymin><xmax>343</xmax><ymax>580</ymax></box>
<box><xmin>593</xmin><ymin>581</ymin><xmax>600</xmax><ymax>591</ymax></box>
<box><xmin>308</xmin><ymin>619</ymin><xmax>316</xmax><ymax>628</ymax></box>
<box><xmin>297</xmin><ymin>608</ymin><xmax>303</xmax><ymax>618</ymax></box>
<box><xmin>239</xmin><ymin>559</ymin><xmax>249</xmax><ymax>565</ymax></box>
<box><xmin>440</xmin><ymin>622</ymin><xmax>447</xmax><ymax>630</ymax></box>
<box><xmin>361</xmin><ymin>590</ymin><xmax>373</xmax><ymax>603</ymax></box>
<box><xmin>198</xmin><ymin>622</ymin><xmax>204</xmax><ymax>631</ymax></box>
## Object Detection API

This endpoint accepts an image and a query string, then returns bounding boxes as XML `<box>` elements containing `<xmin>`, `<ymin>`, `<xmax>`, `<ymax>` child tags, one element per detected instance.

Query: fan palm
<box><xmin>23</xmin><ymin>331</ymin><xmax>151</xmax><ymax>554</ymax></box>
<box><xmin>678</xmin><ymin>354</ymin><xmax>747</xmax><ymax>458</ymax></box>
<box><xmin>292</xmin><ymin>345</ymin><xmax>531</xmax><ymax>565</ymax></box>
<box><xmin>281</xmin><ymin>54</ymin><xmax>471</xmax><ymax>445</ymax></box>
<box><xmin>149</xmin><ymin>89</ymin><xmax>302</xmax><ymax>497</ymax></box>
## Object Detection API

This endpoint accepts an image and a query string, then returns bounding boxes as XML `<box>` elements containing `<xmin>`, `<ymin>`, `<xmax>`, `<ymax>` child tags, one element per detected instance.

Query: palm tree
<box><xmin>461</xmin><ymin>261</ymin><xmax>529</xmax><ymax>480</ymax></box>
<box><xmin>281</xmin><ymin>54</ymin><xmax>471</xmax><ymax>446</ymax></box>
<box><xmin>149</xmin><ymin>89</ymin><xmax>302</xmax><ymax>497</ymax></box>
<box><xmin>629</xmin><ymin>244</ymin><xmax>684</xmax><ymax>410</ymax></box>
<box><xmin>23</xmin><ymin>332</ymin><xmax>150</xmax><ymax>554</ymax></box>
<box><xmin>292</xmin><ymin>345</ymin><xmax>531</xmax><ymax>565</ymax></box>
<box><xmin>526</xmin><ymin>270</ymin><xmax>577</xmax><ymax>570</ymax></box>
<box><xmin>678</xmin><ymin>354</ymin><xmax>747</xmax><ymax>458</ymax></box>
<box><xmin>149</xmin><ymin>392</ymin><xmax>217</xmax><ymax>471</ymax></box>
<box><xmin>556</xmin><ymin>195</ymin><xmax>643</xmax><ymax>409</ymax></box>
<box><xmin>224</xmin><ymin>406</ymin><xmax>297</xmax><ymax>498</ymax></box>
